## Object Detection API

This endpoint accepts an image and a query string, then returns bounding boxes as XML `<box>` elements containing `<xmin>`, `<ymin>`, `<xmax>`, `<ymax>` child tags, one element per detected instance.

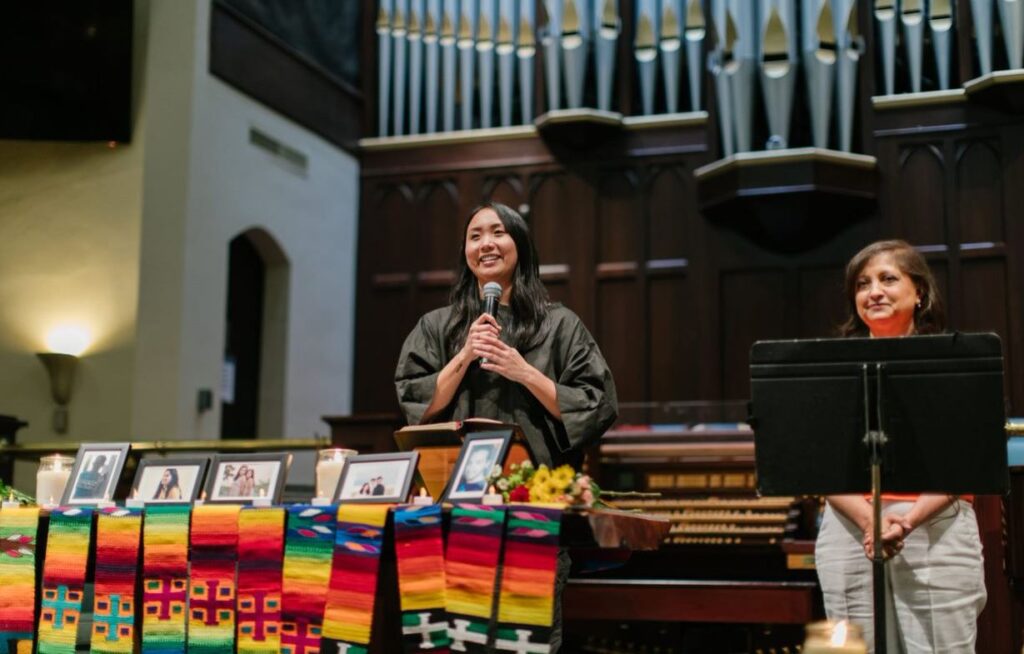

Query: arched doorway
<box><xmin>221</xmin><ymin>228</ymin><xmax>289</xmax><ymax>439</ymax></box>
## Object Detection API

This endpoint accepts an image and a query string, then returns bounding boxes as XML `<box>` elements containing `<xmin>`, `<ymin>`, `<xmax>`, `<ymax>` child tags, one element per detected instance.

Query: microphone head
<box><xmin>482</xmin><ymin>282</ymin><xmax>502</xmax><ymax>299</ymax></box>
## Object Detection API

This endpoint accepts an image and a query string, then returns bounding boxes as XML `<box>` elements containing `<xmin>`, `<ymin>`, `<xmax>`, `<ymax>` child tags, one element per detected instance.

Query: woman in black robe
<box><xmin>395</xmin><ymin>201</ymin><xmax>618</xmax><ymax>469</ymax></box>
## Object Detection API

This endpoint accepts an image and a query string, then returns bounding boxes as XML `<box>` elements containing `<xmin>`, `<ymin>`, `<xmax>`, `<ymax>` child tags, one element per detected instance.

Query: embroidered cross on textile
<box><xmin>0</xmin><ymin>506</ymin><xmax>40</xmax><ymax>650</ymax></box>
<box><xmin>37</xmin><ymin>507</ymin><xmax>92</xmax><ymax>654</ymax></box>
<box><xmin>237</xmin><ymin>506</ymin><xmax>285</xmax><ymax>654</ymax></box>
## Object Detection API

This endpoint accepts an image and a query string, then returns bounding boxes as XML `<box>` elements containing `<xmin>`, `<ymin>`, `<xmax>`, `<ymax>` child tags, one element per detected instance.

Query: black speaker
<box><xmin>0</xmin><ymin>0</ymin><xmax>133</xmax><ymax>142</ymax></box>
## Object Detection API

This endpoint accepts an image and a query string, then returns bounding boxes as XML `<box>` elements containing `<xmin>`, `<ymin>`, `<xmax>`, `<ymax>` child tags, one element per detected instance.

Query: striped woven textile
<box><xmin>322</xmin><ymin>504</ymin><xmax>391</xmax><ymax>653</ymax></box>
<box><xmin>187</xmin><ymin>504</ymin><xmax>241</xmax><ymax>653</ymax></box>
<box><xmin>281</xmin><ymin>504</ymin><xmax>337</xmax><ymax>654</ymax></box>
<box><xmin>445</xmin><ymin>504</ymin><xmax>507</xmax><ymax>653</ymax></box>
<box><xmin>91</xmin><ymin>507</ymin><xmax>144</xmax><ymax>654</ymax></box>
<box><xmin>493</xmin><ymin>507</ymin><xmax>563</xmax><ymax>654</ymax></box>
<box><xmin>37</xmin><ymin>507</ymin><xmax>94</xmax><ymax>654</ymax></box>
<box><xmin>0</xmin><ymin>506</ymin><xmax>40</xmax><ymax>650</ymax></box>
<box><xmin>142</xmin><ymin>504</ymin><xmax>192</xmax><ymax>654</ymax></box>
<box><xmin>393</xmin><ymin>504</ymin><xmax>450</xmax><ymax>653</ymax></box>
<box><xmin>236</xmin><ymin>506</ymin><xmax>285</xmax><ymax>654</ymax></box>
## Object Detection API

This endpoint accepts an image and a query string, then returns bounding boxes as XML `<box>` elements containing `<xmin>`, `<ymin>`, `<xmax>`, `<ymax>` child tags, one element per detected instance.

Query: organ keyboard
<box><xmin>564</xmin><ymin>402</ymin><xmax>823</xmax><ymax>652</ymax></box>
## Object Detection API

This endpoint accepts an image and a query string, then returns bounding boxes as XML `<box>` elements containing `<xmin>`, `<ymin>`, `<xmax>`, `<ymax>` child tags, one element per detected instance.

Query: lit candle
<box><xmin>2</xmin><ymin>490</ymin><xmax>19</xmax><ymax>509</ymax></box>
<box><xmin>315</xmin><ymin>448</ymin><xmax>357</xmax><ymax>500</ymax></box>
<box><xmin>412</xmin><ymin>487</ymin><xmax>434</xmax><ymax>505</ymax></box>
<box><xmin>803</xmin><ymin>620</ymin><xmax>868</xmax><ymax>654</ymax></box>
<box><xmin>482</xmin><ymin>485</ymin><xmax>504</xmax><ymax>505</ymax></box>
<box><xmin>36</xmin><ymin>454</ymin><xmax>73</xmax><ymax>507</ymax></box>
<box><xmin>252</xmin><ymin>488</ymin><xmax>272</xmax><ymax>507</ymax></box>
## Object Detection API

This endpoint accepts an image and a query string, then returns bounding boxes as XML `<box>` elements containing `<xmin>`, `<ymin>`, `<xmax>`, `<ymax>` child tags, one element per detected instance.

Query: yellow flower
<box><xmin>529</xmin><ymin>483</ymin><xmax>554</xmax><ymax>503</ymax></box>
<box><xmin>551</xmin><ymin>465</ymin><xmax>575</xmax><ymax>490</ymax></box>
<box><xmin>531</xmin><ymin>465</ymin><xmax>551</xmax><ymax>487</ymax></box>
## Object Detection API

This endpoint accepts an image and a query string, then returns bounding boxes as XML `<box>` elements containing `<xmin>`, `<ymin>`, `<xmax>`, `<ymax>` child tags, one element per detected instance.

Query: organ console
<box><xmin>564</xmin><ymin>402</ymin><xmax>823</xmax><ymax>652</ymax></box>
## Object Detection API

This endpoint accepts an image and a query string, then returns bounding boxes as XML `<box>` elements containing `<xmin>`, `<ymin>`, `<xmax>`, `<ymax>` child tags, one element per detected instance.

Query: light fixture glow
<box><xmin>45</xmin><ymin>325</ymin><xmax>91</xmax><ymax>356</ymax></box>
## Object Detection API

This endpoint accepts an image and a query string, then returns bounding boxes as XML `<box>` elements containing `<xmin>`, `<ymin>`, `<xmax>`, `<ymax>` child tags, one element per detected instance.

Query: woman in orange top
<box><xmin>814</xmin><ymin>240</ymin><xmax>986</xmax><ymax>653</ymax></box>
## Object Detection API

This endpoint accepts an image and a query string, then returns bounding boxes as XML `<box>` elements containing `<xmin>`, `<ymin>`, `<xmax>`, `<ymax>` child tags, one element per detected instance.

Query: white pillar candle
<box><xmin>36</xmin><ymin>455</ymin><xmax>73</xmax><ymax>506</ymax></box>
<box><xmin>315</xmin><ymin>448</ymin><xmax>356</xmax><ymax>499</ymax></box>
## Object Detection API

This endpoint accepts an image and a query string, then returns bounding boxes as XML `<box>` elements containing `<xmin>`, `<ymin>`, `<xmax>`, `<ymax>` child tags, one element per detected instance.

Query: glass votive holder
<box><xmin>36</xmin><ymin>454</ymin><xmax>74</xmax><ymax>507</ymax></box>
<box><xmin>803</xmin><ymin>620</ymin><xmax>867</xmax><ymax>654</ymax></box>
<box><xmin>315</xmin><ymin>448</ymin><xmax>357</xmax><ymax>500</ymax></box>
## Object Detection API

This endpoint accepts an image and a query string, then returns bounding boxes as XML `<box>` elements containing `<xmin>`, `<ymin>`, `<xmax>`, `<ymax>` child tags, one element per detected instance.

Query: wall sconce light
<box><xmin>37</xmin><ymin>325</ymin><xmax>90</xmax><ymax>434</ymax></box>
<box><xmin>37</xmin><ymin>353</ymin><xmax>77</xmax><ymax>434</ymax></box>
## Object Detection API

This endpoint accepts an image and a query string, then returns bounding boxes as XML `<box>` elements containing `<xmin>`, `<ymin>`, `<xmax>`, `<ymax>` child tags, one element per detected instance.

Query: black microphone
<box><xmin>481</xmin><ymin>282</ymin><xmax>502</xmax><ymax>364</ymax></box>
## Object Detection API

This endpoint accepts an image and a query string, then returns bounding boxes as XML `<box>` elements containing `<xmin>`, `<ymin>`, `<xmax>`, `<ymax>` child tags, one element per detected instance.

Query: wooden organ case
<box><xmin>564</xmin><ymin>403</ymin><xmax>822</xmax><ymax>653</ymax></box>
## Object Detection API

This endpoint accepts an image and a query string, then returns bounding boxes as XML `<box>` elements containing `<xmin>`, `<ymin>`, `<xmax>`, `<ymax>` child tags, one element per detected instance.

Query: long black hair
<box><xmin>445</xmin><ymin>202</ymin><xmax>549</xmax><ymax>354</ymax></box>
<box><xmin>154</xmin><ymin>467</ymin><xmax>181</xmax><ymax>499</ymax></box>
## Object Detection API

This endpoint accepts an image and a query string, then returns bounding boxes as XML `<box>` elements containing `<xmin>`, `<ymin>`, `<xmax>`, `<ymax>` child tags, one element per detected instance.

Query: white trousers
<box><xmin>815</xmin><ymin>500</ymin><xmax>986</xmax><ymax>654</ymax></box>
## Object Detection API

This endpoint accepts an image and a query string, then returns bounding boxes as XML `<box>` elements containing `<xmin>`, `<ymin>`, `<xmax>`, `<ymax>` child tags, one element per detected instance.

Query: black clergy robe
<box><xmin>394</xmin><ymin>303</ymin><xmax>618</xmax><ymax>468</ymax></box>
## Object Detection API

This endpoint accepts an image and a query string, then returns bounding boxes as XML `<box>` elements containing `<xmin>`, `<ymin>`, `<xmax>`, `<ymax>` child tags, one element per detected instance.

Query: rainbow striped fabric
<box><xmin>0</xmin><ymin>506</ymin><xmax>40</xmax><ymax>649</ymax></box>
<box><xmin>322</xmin><ymin>504</ymin><xmax>391</xmax><ymax>653</ymax></box>
<box><xmin>445</xmin><ymin>504</ymin><xmax>507</xmax><ymax>653</ymax></box>
<box><xmin>91</xmin><ymin>507</ymin><xmax>143</xmax><ymax>654</ymax></box>
<box><xmin>237</xmin><ymin>507</ymin><xmax>285</xmax><ymax>654</ymax></box>
<box><xmin>281</xmin><ymin>504</ymin><xmax>337</xmax><ymax>654</ymax></box>
<box><xmin>37</xmin><ymin>507</ymin><xmax>94</xmax><ymax>654</ymax></box>
<box><xmin>142</xmin><ymin>504</ymin><xmax>192</xmax><ymax>653</ymax></box>
<box><xmin>494</xmin><ymin>507</ymin><xmax>563</xmax><ymax>653</ymax></box>
<box><xmin>393</xmin><ymin>504</ymin><xmax>450</xmax><ymax>653</ymax></box>
<box><xmin>187</xmin><ymin>504</ymin><xmax>241</xmax><ymax>653</ymax></box>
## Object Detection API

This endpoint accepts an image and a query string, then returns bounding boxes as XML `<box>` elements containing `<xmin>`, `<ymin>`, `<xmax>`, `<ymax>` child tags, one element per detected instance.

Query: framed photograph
<box><xmin>130</xmin><ymin>457</ymin><xmax>209</xmax><ymax>504</ymax></box>
<box><xmin>204</xmin><ymin>453</ymin><xmax>290</xmax><ymax>504</ymax></box>
<box><xmin>443</xmin><ymin>430</ymin><xmax>513</xmax><ymax>502</ymax></box>
<box><xmin>334</xmin><ymin>452</ymin><xmax>419</xmax><ymax>504</ymax></box>
<box><xmin>62</xmin><ymin>443</ymin><xmax>131</xmax><ymax>505</ymax></box>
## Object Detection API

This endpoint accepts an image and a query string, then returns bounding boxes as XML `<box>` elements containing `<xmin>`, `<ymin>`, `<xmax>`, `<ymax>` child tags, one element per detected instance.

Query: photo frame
<box><xmin>334</xmin><ymin>452</ymin><xmax>420</xmax><ymax>504</ymax></box>
<box><xmin>442</xmin><ymin>430</ymin><xmax>514</xmax><ymax>502</ymax></box>
<box><xmin>130</xmin><ymin>457</ymin><xmax>210</xmax><ymax>504</ymax></box>
<box><xmin>204</xmin><ymin>452</ymin><xmax>291</xmax><ymax>505</ymax></box>
<box><xmin>61</xmin><ymin>442</ymin><xmax>131</xmax><ymax>505</ymax></box>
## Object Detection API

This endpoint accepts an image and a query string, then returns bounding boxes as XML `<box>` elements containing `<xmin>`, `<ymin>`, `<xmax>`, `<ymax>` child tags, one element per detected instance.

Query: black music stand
<box><xmin>749</xmin><ymin>333</ymin><xmax>1008</xmax><ymax>653</ymax></box>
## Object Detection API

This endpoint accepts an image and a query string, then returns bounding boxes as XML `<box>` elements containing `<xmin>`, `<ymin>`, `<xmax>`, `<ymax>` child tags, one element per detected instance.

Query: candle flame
<box><xmin>488</xmin><ymin>485</ymin><xmax>497</xmax><ymax>494</ymax></box>
<box><xmin>831</xmin><ymin>620</ymin><xmax>849</xmax><ymax>646</ymax></box>
<box><xmin>419</xmin><ymin>487</ymin><xmax>428</xmax><ymax>497</ymax></box>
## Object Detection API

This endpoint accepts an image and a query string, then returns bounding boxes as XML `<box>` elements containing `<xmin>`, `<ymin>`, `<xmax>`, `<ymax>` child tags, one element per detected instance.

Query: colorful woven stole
<box><xmin>91</xmin><ymin>507</ymin><xmax>144</xmax><ymax>653</ymax></box>
<box><xmin>281</xmin><ymin>505</ymin><xmax>337</xmax><ymax>654</ymax></box>
<box><xmin>322</xmin><ymin>504</ymin><xmax>391</xmax><ymax>653</ymax></box>
<box><xmin>0</xmin><ymin>506</ymin><xmax>40</xmax><ymax>650</ymax></box>
<box><xmin>237</xmin><ymin>507</ymin><xmax>285</xmax><ymax>654</ymax></box>
<box><xmin>37</xmin><ymin>507</ymin><xmax>94</xmax><ymax>654</ymax></box>
<box><xmin>393</xmin><ymin>504</ymin><xmax>450</xmax><ymax>653</ymax></box>
<box><xmin>493</xmin><ymin>507</ymin><xmax>563</xmax><ymax>654</ymax></box>
<box><xmin>187</xmin><ymin>504</ymin><xmax>241</xmax><ymax>653</ymax></box>
<box><xmin>445</xmin><ymin>504</ymin><xmax>507</xmax><ymax>653</ymax></box>
<box><xmin>142</xmin><ymin>504</ymin><xmax>192</xmax><ymax>653</ymax></box>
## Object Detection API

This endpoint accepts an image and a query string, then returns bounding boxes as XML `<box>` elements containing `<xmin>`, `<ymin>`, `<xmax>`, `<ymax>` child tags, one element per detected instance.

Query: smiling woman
<box><xmin>816</xmin><ymin>239</ymin><xmax>984</xmax><ymax>653</ymax></box>
<box><xmin>393</xmin><ymin>202</ymin><xmax>618</xmax><ymax>471</ymax></box>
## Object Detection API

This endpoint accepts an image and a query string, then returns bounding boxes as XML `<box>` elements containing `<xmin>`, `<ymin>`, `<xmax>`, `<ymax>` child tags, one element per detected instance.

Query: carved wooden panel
<box><xmin>896</xmin><ymin>145</ymin><xmax>948</xmax><ymax>245</ymax></box>
<box><xmin>720</xmin><ymin>270</ymin><xmax>788</xmax><ymax>400</ymax></box>
<box><xmin>797</xmin><ymin>266</ymin><xmax>847</xmax><ymax>339</ymax></box>
<box><xmin>956</xmin><ymin>140</ymin><xmax>1005</xmax><ymax>245</ymax></box>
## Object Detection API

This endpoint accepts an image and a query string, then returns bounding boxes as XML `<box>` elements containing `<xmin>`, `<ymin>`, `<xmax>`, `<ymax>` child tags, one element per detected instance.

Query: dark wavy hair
<box><xmin>839</xmin><ymin>239</ymin><xmax>945</xmax><ymax>337</ymax></box>
<box><xmin>445</xmin><ymin>202</ymin><xmax>549</xmax><ymax>354</ymax></box>
<box><xmin>153</xmin><ymin>467</ymin><xmax>181</xmax><ymax>499</ymax></box>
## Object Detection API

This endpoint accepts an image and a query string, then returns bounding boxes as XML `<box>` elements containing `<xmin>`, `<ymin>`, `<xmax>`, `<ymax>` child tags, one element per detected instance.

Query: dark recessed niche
<box><xmin>0</xmin><ymin>0</ymin><xmax>133</xmax><ymax>142</ymax></box>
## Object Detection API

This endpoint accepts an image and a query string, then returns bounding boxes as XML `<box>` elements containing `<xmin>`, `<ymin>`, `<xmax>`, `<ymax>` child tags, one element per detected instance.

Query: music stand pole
<box><xmin>864</xmin><ymin>363</ymin><xmax>888</xmax><ymax>654</ymax></box>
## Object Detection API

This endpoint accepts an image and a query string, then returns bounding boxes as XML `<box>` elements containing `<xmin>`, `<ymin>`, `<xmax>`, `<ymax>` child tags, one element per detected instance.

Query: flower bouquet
<box><xmin>487</xmin><ymin>460</ymin><xmax>601</xmax><ymax>507</ymax></box>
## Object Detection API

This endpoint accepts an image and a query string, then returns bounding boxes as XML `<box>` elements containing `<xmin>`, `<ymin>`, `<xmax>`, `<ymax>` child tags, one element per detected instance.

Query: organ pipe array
<box><xmin>373</xmin><ymin>1</ymin><xmax>1024</xmax><ymax>154</ymax></box>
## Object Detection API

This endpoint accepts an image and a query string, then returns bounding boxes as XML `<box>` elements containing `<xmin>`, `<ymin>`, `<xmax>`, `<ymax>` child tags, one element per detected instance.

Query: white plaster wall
<box><xmin>133</xmin><ymin>0</ymin><xmax>359</xmax><ymax>459</ymax></box>
<box><xmin>0</xmin><ymin>1</ymin><xmax>152</xmax><ymax>491</ymax></box>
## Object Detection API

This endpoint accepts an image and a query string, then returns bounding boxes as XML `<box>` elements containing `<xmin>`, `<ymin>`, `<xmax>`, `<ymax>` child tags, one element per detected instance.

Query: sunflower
<box><xmin>531</xmin><ymin>465</ymin><xmax>552</xmax><ymax>487</ymax></box>
<box><xmin>551</xmin><ymin>465</ymin><xmax>575</xmax><ymax>490</ymax></box>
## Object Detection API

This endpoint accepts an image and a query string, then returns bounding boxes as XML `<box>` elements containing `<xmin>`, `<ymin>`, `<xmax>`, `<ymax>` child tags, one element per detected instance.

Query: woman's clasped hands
<box><xmin>862</xmin><ymin>513</ymin><xmax>913</xmax><ymax>560</ymax></box>
<box><xmin>461</xmin><ymin>314</ymin><xmax>533</xmax><ymax>384</ymax></box>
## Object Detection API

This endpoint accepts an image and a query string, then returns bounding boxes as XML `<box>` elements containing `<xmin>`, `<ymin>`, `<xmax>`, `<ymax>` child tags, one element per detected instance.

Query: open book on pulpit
<box><xmin>394</xmin><ymin>419</ymin><xmax>534</xmax><ymax>499</ymax></box>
